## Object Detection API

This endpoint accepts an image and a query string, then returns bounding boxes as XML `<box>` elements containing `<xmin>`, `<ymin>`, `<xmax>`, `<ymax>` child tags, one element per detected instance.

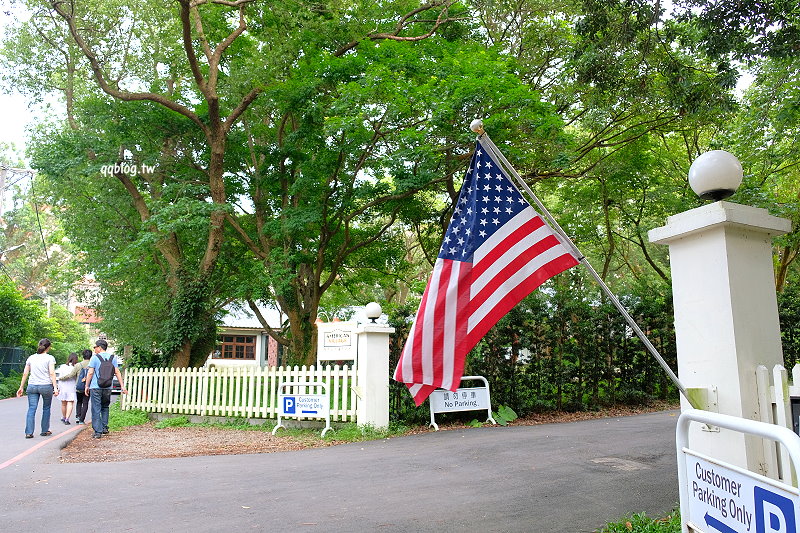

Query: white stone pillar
<box><xmin>355</xmin><ymin>324</ymin><xmax>394</xmax><ymax>429</ymax></box>
<box><xmin>649</xmin><ymin>201</ymin><xmax>791</xmax><ymax>473</ymax></box>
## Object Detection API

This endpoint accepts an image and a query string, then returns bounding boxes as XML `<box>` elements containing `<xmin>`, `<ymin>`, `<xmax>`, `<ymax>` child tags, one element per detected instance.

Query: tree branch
<box><xmin>49</xmin><ymin>0</ymin><xmax>208</xmax><ymax>134</ymax></box>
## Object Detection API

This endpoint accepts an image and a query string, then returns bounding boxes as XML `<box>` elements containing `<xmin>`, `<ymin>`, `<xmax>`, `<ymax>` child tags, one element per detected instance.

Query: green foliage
<box><xmin>600</xmin><ymin>510</ymin><xmax>680</xmax><ymax>533</ymax></box>
<box><xmin>155</xmin><ymin>415</ymin><xmax>191</xmax><ymax>429</ymax></box>
<box><xmin>0</xmin><ymin>279</ymin><xmax>42</xmax><ymax>349</ymax></box>
<box><xmin>780</xmin><ymin>274</ymin><xmax>800</xmax><ymax>367</ymax></box>
<box><xmin>675</xmin><ymin>1</ymin><xmax>800</xmax><ymax>62</ymax></box>
<box><xmin>492</xmin><ymin>405</ymin><xmax>518</xmax><ymax>426</ymax></box>
<box><xmin>107</xmin><ymin>402</ymin><xmax>150</xmax><ymax>431</ymax></box>
<box><xmin>0</xmin><ymin>370</ymin><xmax>23</xmax><ymax>399</ymax></box>
<box><xmin>0</xmin><ymin>279</ymin><xmax>89</xmax><ymax>358</ymax></box>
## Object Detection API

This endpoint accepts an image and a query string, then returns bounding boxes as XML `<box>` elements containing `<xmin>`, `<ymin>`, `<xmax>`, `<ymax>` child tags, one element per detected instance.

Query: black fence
<box><xmin>0</xmin><ymin>347</ymin><xmax>26</xmax><ymax>376</ymax></box>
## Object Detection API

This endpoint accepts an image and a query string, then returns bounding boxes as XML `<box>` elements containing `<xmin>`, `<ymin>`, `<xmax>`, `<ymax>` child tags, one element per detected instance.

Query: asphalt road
<box><xmin>0</xmin><ymin>395</ymin><xmax>680</xmax><ymax>532</ymax></box>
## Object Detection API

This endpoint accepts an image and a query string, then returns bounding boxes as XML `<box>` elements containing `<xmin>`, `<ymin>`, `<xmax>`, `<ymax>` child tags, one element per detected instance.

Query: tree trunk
<box><xmin>173</xmin><ymin>341</ymin><xmax>192</xmax><ymax>368</ymax></box>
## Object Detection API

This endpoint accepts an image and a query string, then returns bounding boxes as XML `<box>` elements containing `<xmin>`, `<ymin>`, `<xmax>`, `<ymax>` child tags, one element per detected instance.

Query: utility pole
<box><xmin>0</xmin><ymin>167</ymin><xmax>6</xmax><ymax>217</ymax></box>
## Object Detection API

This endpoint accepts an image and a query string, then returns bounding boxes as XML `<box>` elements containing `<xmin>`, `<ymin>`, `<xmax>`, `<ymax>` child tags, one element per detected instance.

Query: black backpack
<box><xmin>96</xmin><ymin>354</ymin><xmax>115</xmax><ymax>388</ymax></box>
<box><xmin>76</xmin><ymin>366</ymin><xmax>88</xmax><ymax>390</ymax></box>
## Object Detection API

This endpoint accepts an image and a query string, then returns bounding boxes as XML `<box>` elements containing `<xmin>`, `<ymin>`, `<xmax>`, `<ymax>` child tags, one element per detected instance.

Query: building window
<box><xmin>215</xmin><ymin>335</ymin><xmax>256</xmax><ymax>360</ymax></box>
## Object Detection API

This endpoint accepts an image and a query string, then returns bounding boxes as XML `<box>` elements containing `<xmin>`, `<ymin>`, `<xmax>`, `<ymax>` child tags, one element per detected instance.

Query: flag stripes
<box><xmin>394</xmin><ymin>141</ymin><xmax>579</xmax><ymax>405</ymax></box>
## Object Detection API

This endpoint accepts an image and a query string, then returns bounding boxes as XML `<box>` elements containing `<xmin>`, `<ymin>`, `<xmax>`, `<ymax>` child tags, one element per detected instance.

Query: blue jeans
<box><xmin>90</xmin><ymin>388</ymin><xmax>112</xmax><ymax>436</ymax></box>
<box><xmin>25</xmin><ymin>384</ymin><xmax>54</xmax><ymax>435</ymax></box>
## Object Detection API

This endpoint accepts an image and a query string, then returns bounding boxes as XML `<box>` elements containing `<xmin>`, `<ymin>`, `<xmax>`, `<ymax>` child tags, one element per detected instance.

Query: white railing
<box><xmin>120</xmin><ymin>365</ymin><xmax>357</xmax><ymax>422</ymax></box>
<box><xmin>755</xmin><ymin>363</ymin><xmax>800</xmax><ymax>481</ymax></box>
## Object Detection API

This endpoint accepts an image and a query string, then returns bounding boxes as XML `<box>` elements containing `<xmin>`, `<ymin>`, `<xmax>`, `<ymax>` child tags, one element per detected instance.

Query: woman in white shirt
<box><xmin>16</xmin><ymin>338</ymin><xmax>60</xmax><ymax>438</ymax></box>
<box><xmin>56</xmin><ymin>352</ymin><xmax>79</xmax><ymax>424</ymax></box>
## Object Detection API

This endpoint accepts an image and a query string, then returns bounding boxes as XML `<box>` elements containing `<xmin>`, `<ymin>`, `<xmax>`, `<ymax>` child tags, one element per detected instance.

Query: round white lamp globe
<box><xmin>365</xmin><ymin>302</ymin><xmax>382</xmax><ymax>323</ymax></box>
<box><xmin>688</xmin><ymin>150</ymin><xmax>743</xmax><ymax>201</ymax></box>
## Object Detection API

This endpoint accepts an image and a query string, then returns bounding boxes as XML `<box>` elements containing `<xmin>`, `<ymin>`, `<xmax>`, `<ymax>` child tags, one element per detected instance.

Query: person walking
<box><xmin>56</xmin><ymin>353</ymin><xmax>79</xmax><ymax>424</ymax></box>
<box><xmin>16</xmin><ymin>338</ymin><xmax>60</xmax><ymax>438</ymax></box>
<box><xmin>84</xmin><ymin>339</ymin><xmax>127</xmax><ymax>439</ymax></box>
<box><xmin>66</xmin><ymin>349</ymin><xmax>93</xmax><ymax>424</ymax></box>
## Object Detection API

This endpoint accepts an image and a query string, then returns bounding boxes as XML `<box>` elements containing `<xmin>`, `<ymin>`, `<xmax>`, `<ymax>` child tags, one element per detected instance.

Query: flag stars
<box><xmin>494</xmin><ymin>196</ymin><xmax>501</xmax><ymax>202</ymax></box>
<box><xmin>480</xmin><ymin>218</ymin><xmax>487</xmax><ymax>226</ymax></box>
<box><xmin>492</xmin><ymin>218</ymin><xmax>500</xmax><ymax>225</ymax></box>
<box><xmin>495</xmin><ymin>184</ymin><xmax>503</xmax><ymax>192</ymax></box>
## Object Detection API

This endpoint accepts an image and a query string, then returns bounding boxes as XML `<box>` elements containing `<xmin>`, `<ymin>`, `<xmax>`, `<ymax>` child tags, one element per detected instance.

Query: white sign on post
<box><xmin>429</xmin><ymin>376</ymin><xmax>496</xmax><ymax>431</ymax></box>
<box><xmin>685</xmin><ymin>451</ymin><xmax>800</xmax><ymax>533</ymax></box>
<box><xmin>678</xmin><ymin>409</ymin><xmax>800</xmax><ymax>533</ymax></box>
<box><xmin>272</xmin><ymin>381</ymin><xmax>332</xmax><ymax>437</ymax></box>
<box><xmin>316</xmin><ymin>322</ymin><xmax>357</xmax><ymax>361</ymax></box>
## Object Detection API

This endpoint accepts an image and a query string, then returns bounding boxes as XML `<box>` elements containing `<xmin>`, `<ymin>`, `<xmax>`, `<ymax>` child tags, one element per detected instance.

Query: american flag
<box><xmin>393</xmin><ymin>140</ymin><xmax>580</xmax><ymax>405</ymax></box>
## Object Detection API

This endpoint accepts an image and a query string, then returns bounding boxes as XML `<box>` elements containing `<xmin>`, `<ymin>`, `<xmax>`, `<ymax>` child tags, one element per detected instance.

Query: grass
<box><xmin>111</xmin><ymin>405</ymin><xmax>412</xmax><ymax>443</ymax></box>
<box><xmin>598</xmin><ymin>510</ymin><xmax>680</xmax><ymax>532</ymax></box>
<box><xmin>196</xmin><ymin>416</ymin><xmax>411</xmax><ymax>443</ymax></box>
<box><xmin>107</xmin><ymin>402</ymin><xmax>150</xmax><ymax>431</ymax></box>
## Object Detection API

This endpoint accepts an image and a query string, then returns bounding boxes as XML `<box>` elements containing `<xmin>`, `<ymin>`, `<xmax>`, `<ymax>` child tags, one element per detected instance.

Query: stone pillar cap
<box><xmin>648</xmin><ymin>201</ymin><xmax>791</xmax><ymax>244</ymax></box>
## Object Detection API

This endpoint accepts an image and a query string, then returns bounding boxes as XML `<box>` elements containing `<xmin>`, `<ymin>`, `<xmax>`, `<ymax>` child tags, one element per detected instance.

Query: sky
<box><xmin>0</xmin><ymin>2</ymin><xmax>32</xmax><ymax>164</ymax></box>
<box><xmin>0</xmin><ymin>91</ymin><xmax>31</xmax><ymax>158</ymax></box>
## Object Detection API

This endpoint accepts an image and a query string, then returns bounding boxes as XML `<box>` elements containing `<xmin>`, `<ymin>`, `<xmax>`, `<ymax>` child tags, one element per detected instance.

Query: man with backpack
<box><xmin>83</xmin><ymin>339</ymin><xmax>127</xmax><ymax>439</ymax></box>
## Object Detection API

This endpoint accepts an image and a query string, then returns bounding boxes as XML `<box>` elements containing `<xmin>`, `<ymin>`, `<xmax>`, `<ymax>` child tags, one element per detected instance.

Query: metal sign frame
<box><xmin>429</xmin><ymin>375</ymin><xmax>496</xmax><ymax>431</ymax></box>
<box><xmin>677</xmin><ymin>409</ymin><xmax>800</xmax><ymax>533</ymax></box>
<box><xmin>272</xmin><ymin>381</ymin><xmax>332</xmax><ymax>437</ymax></box>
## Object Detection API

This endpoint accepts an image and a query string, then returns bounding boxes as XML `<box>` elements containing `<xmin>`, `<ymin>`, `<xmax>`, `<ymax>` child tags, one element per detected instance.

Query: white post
<box><xmin>355</xmin><ymin>323</ymin><xmax>394</xmax><ymax>430</ymax></box>
<box><xmin>649</xmin><ymin>200</ymin><xmax>791</xmax><ymax>474</ymax></box>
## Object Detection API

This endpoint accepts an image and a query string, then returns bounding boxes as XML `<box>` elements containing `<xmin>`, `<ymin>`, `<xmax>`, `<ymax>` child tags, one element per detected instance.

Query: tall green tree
<box><xmin>230</xmin><ymin>34</ymin><xmax>571</xmax><ymax>364</ymax></box>
<box><xmin>8</xmin><ymin>0</ymin><xmax>468</xmax><ymax>366</ymax></box>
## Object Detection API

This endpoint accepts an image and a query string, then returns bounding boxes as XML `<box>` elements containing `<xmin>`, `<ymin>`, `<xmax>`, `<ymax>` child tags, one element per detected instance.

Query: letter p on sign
<box><xmin>755</xmin><ymin>486</ymin><xmax>796</xmax><ymax>533</ymax></box>
<box><xmin>283</xmin><ymin>396</ymin><xmax>295</xmax><ymax>414</ymax></box>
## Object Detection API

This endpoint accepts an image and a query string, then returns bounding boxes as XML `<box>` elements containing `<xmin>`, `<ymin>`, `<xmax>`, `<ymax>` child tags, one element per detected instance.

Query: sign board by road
<box><xmin>279</xmin><ymin>394</ymin><xmax>329</xmax><ymax>417</ymax></box>
<box><xmin>678</xmin><ymin>409</ymin><xmax>800</xmax><ymax>533</ymax></box>
<box><xmin>430</xmin><ymin>387</ymin><xmax>491</xmax><ymax>413</ymax></box>
<box><xmin>272</xmin><ymin>381</ymin><xmax>332</xmax><ymax>437</ymax></box>
<box><xmin>685</xmin><ymin>451</ymin><xmax>799</xmax><ymax>532</ymax></box>
<box><xmin>316</xmin><ymin>322</ymin><xmax>357</xmax><ymax>361</ymax></box>
<box><xmin>429</xmin><ymin>376</ymin><xmax>496</xmax><ymax>431</ymax></box>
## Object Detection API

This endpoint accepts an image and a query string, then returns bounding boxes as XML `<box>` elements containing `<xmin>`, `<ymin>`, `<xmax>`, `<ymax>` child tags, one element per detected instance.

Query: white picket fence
<box><xmin>755</xmin><ymin>363</ymin><xmax>800</xmax><ymax>481</ymax></box>
<box><xmin>120</xmin><ymin>364</ymin><xmax>357</xmax><ymax>421</ymax></box>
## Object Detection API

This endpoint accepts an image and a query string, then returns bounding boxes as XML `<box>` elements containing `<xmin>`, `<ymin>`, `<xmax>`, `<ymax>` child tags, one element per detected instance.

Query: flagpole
<box><xmin>470</xmin><ymin>119</ymin><xmax>694</xmax><ymax>405</ymax></box>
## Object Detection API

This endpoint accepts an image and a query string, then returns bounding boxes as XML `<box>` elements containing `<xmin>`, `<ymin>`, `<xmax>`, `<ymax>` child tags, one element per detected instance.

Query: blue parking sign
<box><xmin>755</xmin><ymin>486</ymin><xmax>797</xmax><ymax>533</ymax></box>
<box><xmin>283</xmin><ymin>396</ymin><xmax>296</xmax><ymax>414</ymax></box>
